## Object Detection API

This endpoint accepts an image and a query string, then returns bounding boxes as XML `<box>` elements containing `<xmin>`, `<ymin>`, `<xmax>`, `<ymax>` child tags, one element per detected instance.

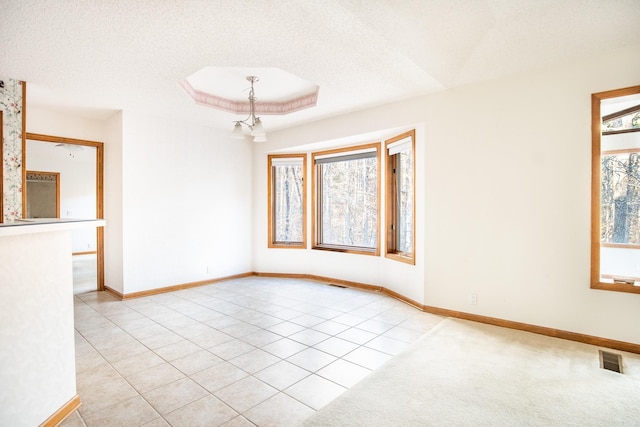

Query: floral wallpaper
<box><xmin>0</xmin><ymin>78</ymin><xmax>24</xmax><ymax>222</ymax></box>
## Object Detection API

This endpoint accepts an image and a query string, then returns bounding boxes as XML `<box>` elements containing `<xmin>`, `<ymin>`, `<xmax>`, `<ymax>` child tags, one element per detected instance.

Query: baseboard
<box><xmin>105</xmin><ymin>272</ymin><xmax>254</xmax><ymax>300</ymax></box>
<box><xmin>72</xmin><ymin>250</ymin><xmax>97</xmax><ymax>256</ymax></box>
<box><xmin>256</xmin><ymin>272</ymin><xmax>382</xmax><ymax>293</ymax></box>
<box><xmin>305</xmin><ymin>274</ymin><xmax>382</xmax><ymax>293</ymax></box>
<box><xmin>103</xmin><ymin>285</ymin><xmax>124</xmax><ymax>299</ymax></box>
<box><xmin>381</xmin><ymin>287</ymin><xmax>423</xmax><ymax>310</ymax></box>
<box><xmin>39</xmin><ymin>394</ymin><xmax>81</xmax><ymax>427</ymax></box>
<box><xmin>256</xmin><ymin>272</ymin><xmax>640</xmax><ymax>354</ymax></box>
<box><xmin>422</xmin><ymin>305</ymin><xmax>640</xmax><ymax>354</ymax></box>
<box><xmin>102</xmin><ymin>270</ymin><xmax>640</xmax><ymax>355</ymax></box>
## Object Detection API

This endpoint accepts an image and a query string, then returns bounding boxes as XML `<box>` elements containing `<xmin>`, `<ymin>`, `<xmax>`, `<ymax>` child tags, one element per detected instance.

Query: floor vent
<box><xmin>328</xmin><ymin>283</ymin><xmax>347</xmax><ymax>289</ymax></box>
<box><xmin>599</xmin><ymin>350</ymin><xmax>623</xmax><ymax>374</ymax></box>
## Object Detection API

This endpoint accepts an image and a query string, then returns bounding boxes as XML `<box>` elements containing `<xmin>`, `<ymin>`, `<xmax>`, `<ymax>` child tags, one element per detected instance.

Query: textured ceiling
<box><xmin>1</xmin><ymin>0</ymin><xmax>639</xmax><ymax>132</ymax></box>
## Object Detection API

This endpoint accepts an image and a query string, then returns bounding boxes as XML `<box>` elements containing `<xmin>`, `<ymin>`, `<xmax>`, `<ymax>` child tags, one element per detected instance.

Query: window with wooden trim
<box><xmin>591</xmin><ymin>85</ymin><xmax>640</xmax><ymax>294</ymax></box>
<box><xmin>312</xmin><ymin>143</ymin><xmax>380</xmax><ymax>255</ymax></box>
<box><xmin>385</xmin><ymin>130</ymin><xmax>415</xmax><ymax>264</ymax></box>
<box><xmin>268</xmin><ymin>154</ymin><xmax>306</xmax><ymax>248</ymax></box>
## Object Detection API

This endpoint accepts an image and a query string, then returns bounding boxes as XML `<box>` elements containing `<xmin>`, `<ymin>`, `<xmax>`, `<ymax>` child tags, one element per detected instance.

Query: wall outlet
<box><xmin>470</xmin><ymin>293</ymin><xmax>478</xmax><ymax>305</ymax></box>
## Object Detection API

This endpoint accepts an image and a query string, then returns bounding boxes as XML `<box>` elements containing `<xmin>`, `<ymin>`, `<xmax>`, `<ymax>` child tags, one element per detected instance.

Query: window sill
<box><xmin>591</xmin><ymin>281</ymin><xmax>640</xmax><ymax>295</ymax></box>
<box><xmin>268</xmin><ymin>242</ymin><xmax>307</xmax><ymax>249</ymax></box>
<box><xmin>385</xmin><ymin>252</ymin><xmax>415</xmax><ymax>265</ymax></box>
<box><xmin>312</xmin><ymin>244</ymin><xmax>378</xmax><ymax>256</ymax></box>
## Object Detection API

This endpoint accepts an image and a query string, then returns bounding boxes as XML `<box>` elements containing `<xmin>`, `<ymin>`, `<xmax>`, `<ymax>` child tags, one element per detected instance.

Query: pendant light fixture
<box><xmin>231</xmin><ymin>76</ymin><xmax>267</xmax><ymax>142</ymax></box>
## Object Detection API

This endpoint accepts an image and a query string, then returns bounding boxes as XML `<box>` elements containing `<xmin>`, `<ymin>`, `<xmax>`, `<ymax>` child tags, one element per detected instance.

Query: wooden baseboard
<box><xmin>255</xmin><ymin>272</ymin><xmax>382</xmax><ymax>293</ymax></box>
<box><xmin>106</xmin><ymin>272</ymin><xmax>254</xmax><ymax>300</ymax></box>
<box><xmin>39</xmin><ymin>394</ymin><xmax>81</xmax><ymax>427</ymax></box>
<box><xmin>102</xmin><ymin>270</ymin><xmax>640</xmax><ymax>354</ymax></box>
<box><xmin>422</xmin><ymin>305</ymin><xmax>640</xmax><ymax>354</ymax></box>
<box><xmin>103</xmin><ymin>285</ymin><xmax>124</xmax><ymax>299</ymax></box>
<box><xmin>255</xmin><ymin>272</ymin><xmax>640</xmax><ymax>354</ymax></box>
<box><xmin>72</xmin><ymin>251</ymin><xmax>97</xmax><ymax>256</ymax></box>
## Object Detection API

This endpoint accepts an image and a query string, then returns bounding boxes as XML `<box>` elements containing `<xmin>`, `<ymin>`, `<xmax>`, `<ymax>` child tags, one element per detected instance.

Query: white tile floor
<box><xmin>73</xmin><ymin>253</ymin><xmax>97</xmax><ymax>295</ymax></box>
<box><xmin>62</xmin><ymin>276</ymin><xmax>444</xmax><ymax>427</ymax></box>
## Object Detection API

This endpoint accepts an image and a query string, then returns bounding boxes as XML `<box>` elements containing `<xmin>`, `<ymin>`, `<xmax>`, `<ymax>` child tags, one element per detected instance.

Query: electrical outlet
<box><xmin>470</xmin><ymin>293</ymin><xmax>478</xmax><ymax>305</ymax></box>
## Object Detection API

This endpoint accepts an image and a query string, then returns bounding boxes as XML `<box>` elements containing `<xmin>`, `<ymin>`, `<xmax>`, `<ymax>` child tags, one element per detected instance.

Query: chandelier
<box><xmin>231</xmin><ymin>76</ymin><xmax>267</xmax><ymax>142</ymax></box>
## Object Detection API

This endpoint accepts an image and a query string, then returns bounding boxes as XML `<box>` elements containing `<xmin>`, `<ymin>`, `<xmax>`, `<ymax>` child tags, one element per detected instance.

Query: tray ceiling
<box><xmin>1</xmin><ymin>0</ymin><xmax>639</xmax><ymax>132</ymax></box>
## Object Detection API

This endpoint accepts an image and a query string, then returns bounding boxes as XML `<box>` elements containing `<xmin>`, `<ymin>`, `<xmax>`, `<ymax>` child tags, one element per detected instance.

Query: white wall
<box><xmin>27</xmin><ymin>107</ymin><xmax>255</xmax><ymax>295</ymax></box>
<box><xmin>420</xmin><ymin>45</ymin><xmax>640</xmax><ymax>344</ymax></box>
<box><xmin>0</xmin><ymin>230</ymin><xmax>76</xmax><ymax>427</ymax></box>
<box><xmin>256</xmin><ymin>44</ymin><xmax>640</xmax><ymax>345</ymax></box>
<box><xmin>27</xmin><ymin>106</ymin><xmax>108</xmax><ymax>142</ymax></box>
<box><xmin>119</xmin><ymin>111</ymin><xmax>253</xmax><ymax>294</ymax></box>
<box><xmin>104</xmin><ymin>112</ymin><xmax>124</xmax><ymax>293</ymax></box>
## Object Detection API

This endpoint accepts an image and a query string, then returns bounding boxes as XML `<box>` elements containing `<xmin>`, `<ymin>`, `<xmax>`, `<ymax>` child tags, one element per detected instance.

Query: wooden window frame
<box><xmin>385</xmin><ymin>130</ymin><xmax>416</xmax><ymax>265</ymax></box>
<box><xmin>591</xmin><ymin>84</ymin><xmax>640</xmax><ymax>294</ymax></box>
<box><xmin>267</xmin><ymin>153</ymin><xmax>307</xmax><ymax>249</ymax></box>
<box><xmin>312</xmin><ymin>142</ymin><xmax>381</xmax><ymax>256</ymax></box>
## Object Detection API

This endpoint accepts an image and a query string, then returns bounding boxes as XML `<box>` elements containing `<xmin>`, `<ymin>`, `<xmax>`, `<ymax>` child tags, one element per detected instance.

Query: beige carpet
<box><xmin>302</xmin><ymin>318</ymin><xmax>640</xmax><ymax>426</ymax></box>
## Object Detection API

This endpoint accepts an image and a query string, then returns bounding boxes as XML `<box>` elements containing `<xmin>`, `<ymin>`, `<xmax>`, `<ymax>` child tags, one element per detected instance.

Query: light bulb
<box><xmin>231</xmin><ymin>122</ymin><xmax>245</xmax><ymax>139</ymax></box>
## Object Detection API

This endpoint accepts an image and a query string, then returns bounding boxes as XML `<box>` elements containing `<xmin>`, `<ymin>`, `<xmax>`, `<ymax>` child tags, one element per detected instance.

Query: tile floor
<box><xmin>61</xmin><ymin>276</ymin><xmax>444</xmax><ymax>427</ymax></box>
<box><xmin>73</xmin><ymin>253</ymin><xmax>97</xmax><ymax>295</ymax></box>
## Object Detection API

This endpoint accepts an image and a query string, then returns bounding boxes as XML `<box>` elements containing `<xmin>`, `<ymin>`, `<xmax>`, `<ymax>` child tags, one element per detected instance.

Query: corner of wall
<box><xmin>103</xmin><ymin>111</ymin><xmax>124</xmax><ymax>293</ymax></box>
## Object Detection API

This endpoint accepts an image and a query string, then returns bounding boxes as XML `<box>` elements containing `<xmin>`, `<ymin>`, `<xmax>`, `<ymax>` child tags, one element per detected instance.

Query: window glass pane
<box><xmin>385</xmin><ymin>130</ymin><xmax>415</xmax><ymax>263</ymax></box>
<box><xmin>592</xmin><ymin>88</ymin><xmax>640</xmax><ymax>291</ymax></box>
<box><xmin>396</xmin><ymin>148</ymin><xmax>413</xmax><ymax>253</ymax></box>
<box><xmin>319</xmin><ymin>156</ymin><xmax>377</xmax><ymax>248</ymax></box>
<box><xmin>598</xmin><ymin>92</ymin><xmax>640</xmax><ymax>285</ymax></box>
<box><xmin>273</xmin><ymin>161</ymin><xmax>304</xmax><ymax>243</ymax></box>
<box><xmin>601</xmin><ymin>152</ymin><xmax>640</xmax><ymax>245</ymax></box>
<box><xmin>603</xmin><ymin>109</ymin><xmax>640</xmax><ymax>133</ymax></box>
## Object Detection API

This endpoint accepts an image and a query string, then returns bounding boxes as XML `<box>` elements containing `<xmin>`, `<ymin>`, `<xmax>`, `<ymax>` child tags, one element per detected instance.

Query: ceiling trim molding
<box><xmin>180</xmin><ymin>80</ymin><xmax>319</xmax><ymax>116</ymax></box>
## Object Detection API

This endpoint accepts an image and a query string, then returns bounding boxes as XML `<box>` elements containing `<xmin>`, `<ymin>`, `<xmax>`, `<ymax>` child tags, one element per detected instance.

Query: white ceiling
<box><xmin>2</xmin><ymin>0</ymin><xmax>639</xmax><ymax>132</ymax></box>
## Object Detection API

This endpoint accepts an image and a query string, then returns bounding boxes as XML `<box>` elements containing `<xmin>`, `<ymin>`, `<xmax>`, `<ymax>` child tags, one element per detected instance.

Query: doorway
<box><xmin>25</xmin><ymin>133</ymin><xmax>105</xmax><ymax>292</ymax></box>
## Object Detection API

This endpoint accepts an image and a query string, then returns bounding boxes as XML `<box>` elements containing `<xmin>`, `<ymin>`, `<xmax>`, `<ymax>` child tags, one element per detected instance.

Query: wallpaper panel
<box><xmin>0</xmin><ymin>78</ymin><xmax>24</xmax><ymax>222</ymax></box>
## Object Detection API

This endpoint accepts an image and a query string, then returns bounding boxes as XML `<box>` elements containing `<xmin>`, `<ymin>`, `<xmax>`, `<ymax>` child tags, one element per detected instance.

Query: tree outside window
<box><xmin>313</xmin><ymin>143</ymin><xmax>380</xmax><ymax>254</ymax></box>
<box><xmin>268</xmin><ymin>154</ymin><xmax>306</xmax><ymax>248</ymax></box>
<box><xmin>601</xmin><ymin>151</ymin><xmax>640</xmax><ymax>245</ymax></box>
<box><xmin>591</xmin><ymin>85</ymin><xmax>640</xmax><ymax>294</ymax></box>
<box><xmin>385</xmin><ymin>130</ymin><xmax>415</xmax><ymax>264</ymax></box>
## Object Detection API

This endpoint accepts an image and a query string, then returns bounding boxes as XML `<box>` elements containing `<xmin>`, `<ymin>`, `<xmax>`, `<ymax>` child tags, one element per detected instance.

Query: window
<box><xmin>312</xmin><ymin>143</ymin><xmax>380</xmax><ymax>254</ymax></box>
<box><xmin>591</xmin><ymin>85</ymin><xmax>640</xmax><ymax>294</ymax></box>
<box><xmin>385</xmin><ymin>130</ymin><xmax>415</xmax><ymax>264</ymax></box>
<box><xmin>268</xmin><ymin>154</ymin><xmax>306</xmax><ymax>248</ymax></box>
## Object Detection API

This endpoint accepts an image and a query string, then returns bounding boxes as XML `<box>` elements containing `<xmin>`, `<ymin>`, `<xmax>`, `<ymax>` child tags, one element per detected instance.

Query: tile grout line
<box><xmin>68</xmin><ymin>278</ymin><xmax>440</xmax><ymax>426</ymax></box>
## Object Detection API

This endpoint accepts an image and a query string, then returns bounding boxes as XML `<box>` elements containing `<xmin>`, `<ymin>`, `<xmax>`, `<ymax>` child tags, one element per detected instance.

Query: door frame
<box><xmin>25</xmin><ymin>133</ymin><xmax>105</xmax><ymax>291</ymax></box>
